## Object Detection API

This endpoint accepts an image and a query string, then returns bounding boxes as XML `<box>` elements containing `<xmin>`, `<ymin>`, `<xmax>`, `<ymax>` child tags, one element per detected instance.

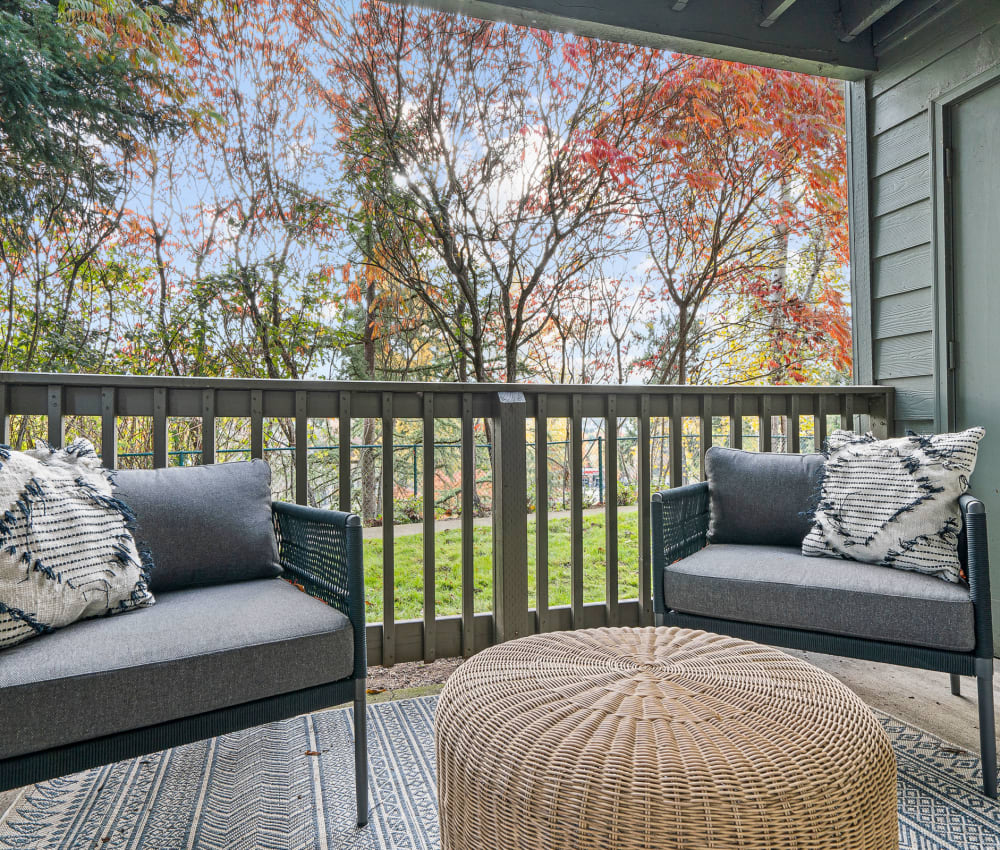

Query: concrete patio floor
<box><xmin>789</xmin><ymin>649</ymin><xmax>999</xmax><ymax>755</ymax></box>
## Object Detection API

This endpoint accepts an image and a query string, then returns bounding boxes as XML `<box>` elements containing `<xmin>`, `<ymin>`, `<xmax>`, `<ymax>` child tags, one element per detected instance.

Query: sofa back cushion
<box><xmin>113</xmin><ymin>460</ymin><xmax>281</xmax><ymax>593</ymax></box>
<box><xmin>705</xmin><ymin>447</ymin><xmax>824</xmax><ymax>547</ymax></box>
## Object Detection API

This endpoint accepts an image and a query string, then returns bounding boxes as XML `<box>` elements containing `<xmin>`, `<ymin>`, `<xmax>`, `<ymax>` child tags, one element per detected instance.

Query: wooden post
<box><xmin>152</xmin><ymin>387</ymin><xmax>168</xmax><ymax>469</ymax></box>
<box><xmin>47</xmin><ymin>385</ymin><xmax>64</xmax><ymax>449</ymax></box>
<box><xmin>492</xmin><ymin>391</ymin><xmax>529</xmax><ymax>644</ymax></box>
<box><xmin>101</xmin><ymin>387</ymin><xmax>117</xmax><ymax>468</ymax></box>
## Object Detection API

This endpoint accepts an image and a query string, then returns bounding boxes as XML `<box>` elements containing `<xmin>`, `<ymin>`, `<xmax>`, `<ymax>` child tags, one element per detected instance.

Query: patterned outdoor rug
<box><xmin>0</xmin><ymin>695</ymin><xmax>998</xmax><ymax>849</ymax></box>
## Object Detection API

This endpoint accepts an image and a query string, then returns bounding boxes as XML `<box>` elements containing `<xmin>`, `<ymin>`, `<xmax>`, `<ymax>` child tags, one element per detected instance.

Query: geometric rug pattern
<box><xmin>0</xmin><ymin>695</ymin><xmax>998</xmax><ymax>849</ymax></box>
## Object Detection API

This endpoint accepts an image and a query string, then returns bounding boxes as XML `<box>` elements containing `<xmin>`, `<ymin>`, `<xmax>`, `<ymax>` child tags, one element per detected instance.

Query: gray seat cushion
<box><xmin>113</xmin><ymin>460</ymin><xmax>281</xmax><ymax>592</ymax></box>
<box><xmin>705</xmin><ymin>447</ymin><xmax>824</xmax><ymax>546</ymax></box>
<box><xmin>664</xmin><ymin>544</ymin><xmax>974</xmax><ymax>652</ymax></box>
<box><xmin>0</xmin><ymin>578</ymin><xmax>353</xmax><ymax>760</ymax></box>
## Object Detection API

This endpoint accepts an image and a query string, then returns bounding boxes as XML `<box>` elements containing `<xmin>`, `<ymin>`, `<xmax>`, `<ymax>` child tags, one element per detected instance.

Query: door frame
<box><xmin>931</xmin><ymin>65</ymin><xmax>1000</xmax><ymax>431</ymax></box>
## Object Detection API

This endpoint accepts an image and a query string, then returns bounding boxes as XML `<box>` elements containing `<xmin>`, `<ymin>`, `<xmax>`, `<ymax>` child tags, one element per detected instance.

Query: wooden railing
<box><xmin>0</xmin><ymin>373</ymin><xmax>894</xmax><ymax>666</ymax></box>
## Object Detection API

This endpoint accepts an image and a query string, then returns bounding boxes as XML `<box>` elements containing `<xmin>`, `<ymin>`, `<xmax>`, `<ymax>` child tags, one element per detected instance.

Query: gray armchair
<box><xmin>652</xmin><ymin>480</ymin><xmax>996</xmax><ymax>798</ymax></box>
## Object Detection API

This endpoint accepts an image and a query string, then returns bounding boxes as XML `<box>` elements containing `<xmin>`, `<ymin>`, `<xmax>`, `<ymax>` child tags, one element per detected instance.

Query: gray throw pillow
<box><xmin>705</xmin><ymin>446</ymin><xmax>824</xmax><ymax>547</ymax></box>
<box><xmin>802</xmin><ymin>428</ymin><xmax>984</xmax><ymax>583</ymax></box>
<box><xmin>113</xmin><ymin>460</ymin><xmax>281</xmax><ymax>593</ymax></box>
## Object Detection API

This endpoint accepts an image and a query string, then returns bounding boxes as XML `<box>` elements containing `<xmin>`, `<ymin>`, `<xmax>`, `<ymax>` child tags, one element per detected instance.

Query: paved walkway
<box><xmin>362</xmin><ymin>504</ymin><xmax>639</xmax><ymax>539</ymax></box>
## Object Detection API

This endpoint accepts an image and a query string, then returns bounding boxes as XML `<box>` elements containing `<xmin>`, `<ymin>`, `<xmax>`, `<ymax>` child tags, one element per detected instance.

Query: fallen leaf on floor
<box><xmin>304</xmin><ymin>750</ymin><xmax>320</xmax><ymax>756</ymax></box>
<box><xmin>366</xmin><ymin>687</ymin><xmax>386</xmax><ymax>695</ymax></box>
<box><xmin>939</xmin><ymin>746</ymin><xmax>967</xmax><ymax>754</ymax></box>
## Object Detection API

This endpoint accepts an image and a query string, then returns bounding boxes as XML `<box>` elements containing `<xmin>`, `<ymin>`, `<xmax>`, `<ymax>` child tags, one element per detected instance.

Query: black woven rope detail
<box><xmin>0</xmin><ymin>600</ymin><xmax>54</xmax><ymax>637</ymax></box>
<box><xmin>0</xmin><ymin>475</ymin><xmax>61</xmax><ymax>582</ymax></box>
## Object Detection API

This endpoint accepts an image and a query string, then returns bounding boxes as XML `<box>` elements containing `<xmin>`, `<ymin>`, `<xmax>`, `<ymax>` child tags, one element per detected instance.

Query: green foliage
<box><xmin>392</xmin><ymin>495</ymin><xmax>424</xmax><ymax>525</ymax></box>
<box><xmin>0</xmin><ymin>0</ymin><xmax>192</xmax><ymax>246</ymax></box>
<box><xmin>616</xmin><ymin>482</ymin><xmax>638</xmax><ymax>507</ymax></box>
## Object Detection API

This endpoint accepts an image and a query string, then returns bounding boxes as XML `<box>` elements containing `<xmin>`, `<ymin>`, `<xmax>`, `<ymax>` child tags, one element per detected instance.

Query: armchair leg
<box><xmin>976</xmin><ymin>658</ymin><xmax>997</xmax><ymax>799</ymax></box>
<box><xmin>951</xmin><ymin>673</ymin><xmax>962</xmax><ymax>697</ymax></box>
<box><xmin>354</xmin><ymin>678</ymin><xmax>370</xmax><ymax>826</ymax></box>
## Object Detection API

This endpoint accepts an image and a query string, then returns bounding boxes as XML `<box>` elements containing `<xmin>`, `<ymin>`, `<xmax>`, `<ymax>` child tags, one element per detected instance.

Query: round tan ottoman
<box><xmin>435</xmin><ymin>627</ymin><xmax>898</xmax><ymax>850</ymax></box>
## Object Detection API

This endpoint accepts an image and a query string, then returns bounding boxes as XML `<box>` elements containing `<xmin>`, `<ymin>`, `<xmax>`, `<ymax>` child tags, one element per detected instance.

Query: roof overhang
<box><xmin>394</xmin><ymin>0</ymin><xmax>902</xmax><ymax>80</ymax></box>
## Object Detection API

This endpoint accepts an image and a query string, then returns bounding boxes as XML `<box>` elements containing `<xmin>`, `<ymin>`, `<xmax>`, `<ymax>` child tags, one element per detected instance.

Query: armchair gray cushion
<box><xmin>113</xmin><ymin>460</ymin><xmax>281</xmax><ymax>592</ymax></box>
<box><xmin>663</xmin><ymin>543</ymin><xmax>974</xmax><ymax>651</ymax></box>
<box><xmin>705</xmin><ymin>447</ymin><xmax>824</xmax><ymax>547</ymax></box>
<box><xmin>0</xmin><ymin>578</ymin><xmax>353</xmax><ymax>760</ymax></box>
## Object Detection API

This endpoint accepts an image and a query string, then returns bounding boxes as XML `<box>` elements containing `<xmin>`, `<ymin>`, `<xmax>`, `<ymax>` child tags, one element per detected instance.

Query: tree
<box><xmin>0</xmin><ymin>0</ymin><xmax>196</xmax><ymax>253</ymax></box>
<box><xmin>0</xmin><ymin>0</ymin><xmax>201</xmax><ymax>377</ymax></box>
<box><xmin>631</xmin><ymin>60</ymin><xmax>849</xmax><ymax>385</ymax></box>
<box><xmin>325</xmin><ymin>3</ymin><xmax>682</xmax><ymax>382</ymax></box>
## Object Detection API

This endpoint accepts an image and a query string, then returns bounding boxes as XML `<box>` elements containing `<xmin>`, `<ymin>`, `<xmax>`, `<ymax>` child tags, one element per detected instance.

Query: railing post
<box><xmin>492</xmin><ymin>391</ymin><xmax>529</xmax><ymax>644</ymax></box>
<box><xmin>0</xmin><ymin>381</ymin><xmax>9</xmax><ymax>446</ymax></box>
<box><xmin>47</xmin><ymin>385</ymin><xmax>64</xmax><ymax>449</ymax></box>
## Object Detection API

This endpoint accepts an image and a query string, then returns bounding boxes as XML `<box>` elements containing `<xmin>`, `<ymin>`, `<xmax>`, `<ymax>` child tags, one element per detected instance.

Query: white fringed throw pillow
<box><xmin>0</xmin><ymin>438</ymin><xmax>154</xmax><ymax>649</ymax></box>
<box><xmin>802</xmin><ymin>428</ymin><xmax>984</xmax><ymax>583</ymax></box>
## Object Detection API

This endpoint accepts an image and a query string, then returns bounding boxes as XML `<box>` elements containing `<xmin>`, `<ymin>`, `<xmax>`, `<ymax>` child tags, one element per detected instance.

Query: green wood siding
<box><xmin>861</xmin><ymin>0</ymin><xmax>1000</xmax><ymax>433</ymax></box>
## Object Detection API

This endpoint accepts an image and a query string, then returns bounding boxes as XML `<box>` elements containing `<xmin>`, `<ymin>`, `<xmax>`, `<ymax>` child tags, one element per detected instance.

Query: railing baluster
<box><xmin>461</xmin><ymin>393</ymin><xmax>475</xmax><ymax>657</ymax></box>
<box><xmin>422</xmin><ymin>392</ymin><xmax>436</xmax><ymax>662</ymax></box>
<box><xmin>731</xmin><ymin>394</ymin><xmax>743</xmax><ymax>450</ymax></box>
<box><xmin>295</xmin><ymin>390</ymin><xmax>308</xmax><ymax>505</ymax></box>
<box><xmin>638</xmin><ymin>394</ymin><xmax>652</xmax><ymax>625</ymax></box>
<box><xmin>670</xmin><ymin>394</ymin><xmax>682</xmax><ymax>487</ymax></box>
<box><xmin>843</xmin><ymin>393</ymin><xmax>856</xmax><ymax>434</ymax></box>
<box><xmin>201</xmin><ymin>389</ymin><xmax>216</xmax><ymax>465</ymax></box>
<box><xmin>47</xmin><ymin>385</ymin><xmax>63</xmax><ymax>449</ymax></box>
<box><xmin>605</xmin><ymin>394</ymin><xmax>618</xmax><ymax>627</ymax></box>
<box><xmin>535</xmin><ymin>394</ymin><xmax>549</xmax><ymax>634</ymax></box>
<box><xmin>699</xmin><ymin>394</ymin><xmax>712</xmax><ymax>479</ymax></box>
<box><xmin>381</xmin><ymin>392</ymin><xmax>395</xmax><ymax>667</ymax></box>
<box><xmin>101</xmin><ymin>387</ymin><xmax>117</xmax><ymax>468</ymax></box>
<box><xmin>0</xmin><ymin>382</ymin><xmax>8</xmax><ymax>445</ymax></box>
<box><xmin>817</xmin><ymin>395</ymin><xmax>829</xmax><ymax>450</ymax></box>
<box><xmin>760</xmin><ymin>394</ymin><xmax>773</xmax><ymax>453</ymax></box>
<box><xmin>250</xmin><ymin>389</ymin><xmax>263</xmax><ymax>460</ymax></box>
<box><xmin>338</xmin><ymin>391</ymin><xmax>351</xmax><ymax>513</ymax></box>
<box><xmin>790</xmin><ymin>395</ymin><xmax>801</xmax><ymax>454</ymax></box>
<box><xmin>571</xmin><ymin>393</ymin><xmax>584</xmax><ymax>630</ymax></box>
<box><xmin>153</xmin><ymin>387</ymin><xmax>168</xmax><ymax>469</ymax></box>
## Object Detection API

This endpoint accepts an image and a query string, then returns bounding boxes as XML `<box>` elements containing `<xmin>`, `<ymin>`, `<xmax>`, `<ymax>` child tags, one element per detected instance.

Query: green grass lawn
<box><xmin>361</xmin><ymin>510</ymin><xmax>640</xmax><ymax>622</ymax></box>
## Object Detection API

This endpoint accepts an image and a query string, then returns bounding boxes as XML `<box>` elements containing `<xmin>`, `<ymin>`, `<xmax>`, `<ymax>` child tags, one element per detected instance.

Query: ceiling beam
<box><xmin>760</xmin><ymin>0</ymin><xmax>800</xmax><ymax>28</ymax></box>
<box><xmin>838</xmin><ymin>0</ymin><xmax>909</xmax><ymax>41</ymax></box>
<box><xmin>393</xmin><ymin>0</ymin><xmax>876</xmax><ymax>79</ymax></box>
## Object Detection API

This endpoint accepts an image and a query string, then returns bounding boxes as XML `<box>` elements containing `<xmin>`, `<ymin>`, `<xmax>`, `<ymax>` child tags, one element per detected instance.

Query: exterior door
<box><xmin>949</xmin><ymin>78</ymin><xmax>1000</xmax><ymax>642</ymax></box>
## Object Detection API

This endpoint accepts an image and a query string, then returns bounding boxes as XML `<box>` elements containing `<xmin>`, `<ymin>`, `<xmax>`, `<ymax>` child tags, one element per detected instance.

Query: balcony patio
<box><xmin>3</xmin><ymin>0</ymin><xmax>1000</xmax><ymax>844</ymax></box>
<box><xmin>0</xmin><ymin>372</ymin><xmax>997</xmax><ymax>849</ymax></box>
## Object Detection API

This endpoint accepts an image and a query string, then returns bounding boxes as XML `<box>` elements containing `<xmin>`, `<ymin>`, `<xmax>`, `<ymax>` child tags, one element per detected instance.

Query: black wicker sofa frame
<box><xmin>652</xmin><ymin>483</ymin><xmax>997</xmax><ymax>798</ymax></box>
<box><xmin>0</xmin><ymin>502</ymin><xmax>369</xmax><ymax>827</ymax></box>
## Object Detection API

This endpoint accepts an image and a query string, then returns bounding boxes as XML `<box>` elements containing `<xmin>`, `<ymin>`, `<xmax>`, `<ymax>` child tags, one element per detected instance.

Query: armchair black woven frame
<box><xmin>652</xmin><ymin>483</ymin><xmax>998</xmax><ymax>799</ymax></box>
<box><xmin>0</xmin><ymin>502</ymin><xmax>370</xmax><ymax>827</ymax></box>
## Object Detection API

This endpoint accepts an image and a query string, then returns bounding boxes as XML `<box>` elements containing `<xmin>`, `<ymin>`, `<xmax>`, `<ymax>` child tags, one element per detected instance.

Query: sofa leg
<box><xmin>354</xmin><ymin>678</ymin><xmax>369</xmax><ymax>826</ymax></box>
<box><xmin>951</xmin><ymin>673</ymin><xmax>962</xmax><ymax>697</ymax></box>
<box><xmin>977</xmin><ymin>658</ymin><xmax>997</xmax><ymax>799</ymax></box>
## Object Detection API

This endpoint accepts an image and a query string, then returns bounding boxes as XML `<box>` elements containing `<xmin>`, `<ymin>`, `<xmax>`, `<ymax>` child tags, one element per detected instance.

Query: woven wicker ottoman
<box><xmin>435</xmin><ymin>627</ymin><xmax>898</xmax><ymax>850</ymax></box>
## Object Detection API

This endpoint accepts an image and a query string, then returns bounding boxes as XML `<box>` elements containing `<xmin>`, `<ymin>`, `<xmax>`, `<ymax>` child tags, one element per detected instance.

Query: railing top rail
<box><xmin>0</xmin><ymin>372</ymin><xmax>891</xmax><ymax>398</ymax></box>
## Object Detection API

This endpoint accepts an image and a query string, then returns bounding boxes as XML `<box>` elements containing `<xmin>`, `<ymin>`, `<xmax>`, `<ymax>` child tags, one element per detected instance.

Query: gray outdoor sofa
<box><xmin>0</xmin><ymin>461</ymin><xmax>369</xmax><ymax>826</ymax></box>
<box><xmin>652</xmin><ymin>446</ymin><xmax>997</xmax><ymax>798</ymax></box>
